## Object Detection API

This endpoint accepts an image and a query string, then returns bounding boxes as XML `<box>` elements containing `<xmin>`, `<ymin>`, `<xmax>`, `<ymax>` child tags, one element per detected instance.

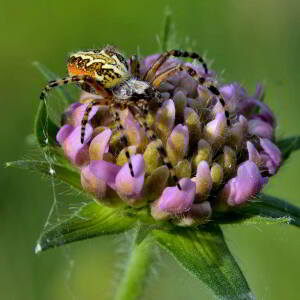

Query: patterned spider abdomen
<box><xmin>67</xmin><ymin>46</ymin><xmax>129</xmax><ymax>89</ymax></box>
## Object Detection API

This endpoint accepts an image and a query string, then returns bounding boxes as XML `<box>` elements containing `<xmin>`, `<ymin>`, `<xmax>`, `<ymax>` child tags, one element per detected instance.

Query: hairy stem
<box><xmin>115</xmin><ymin>229</ymin><xmax>154</xmax><ymax>300</ymax></box>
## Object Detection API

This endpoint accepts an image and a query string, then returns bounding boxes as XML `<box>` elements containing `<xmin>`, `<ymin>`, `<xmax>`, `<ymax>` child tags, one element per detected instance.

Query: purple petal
<box><xmin>56</xmin><ymin>124</ymin><xmax>74</xmax><ymax>145</ymax></box>
<box><xmin>81</xmin><ymin>165</ymin><xmax>107</xmax><ymax>199</ymax></box>
<box><xmin>158</xmin><ymin>178</ymin><xmax>196</xmax><ymax>214</ymax></box>
<box><xmin>247</xmin><ymin>141</ymin><xmax>262</xmax><ymax>167</ymax></box>
<box><xmin>63</xmin><ymin>124</ymin><xmax>93</xmax><ymax>166</ymax></box>
<box><xmin>71</xmin><ymin>102</ymin><xmax>99</xmax><ymax>127</ymax></box>
<box><xmin>220</xmin><ymin>83</ymin><xmax>247</xmax><ymax>100</ymax></box>
<box><xmin>248</xmin><ymin>118</ymin><xmax>273</xmax><ymax>139</ymax></box>
<box><xmin>115</xmin><ymin>154</ymin><xmax>145</xmax><ymax>200</ymax></box>
<box><xmin>219</xmin><ymin>160</ymin><xmax>268</xmax><ymax>206</ymax></box>
<box><xmin>90</xmin><ymin>160</ymin><xmax>121</xmax><ymax>189</ymax></box>
<box><xmin>238</xmin><ymin>98</ymin><xmax>276</xmax><ymax>128</ymax></box>
<box><xmin>260</xmin><ymin>138</ymin><xmax>281</xmax><ymax>174</ymax></box>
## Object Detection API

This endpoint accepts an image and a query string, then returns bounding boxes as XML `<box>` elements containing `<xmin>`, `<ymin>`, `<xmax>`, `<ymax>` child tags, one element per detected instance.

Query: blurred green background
<box><xmin>1</xmin><ymin>0</ymin><xmax>300</xmax><ymax>299</ymax></box>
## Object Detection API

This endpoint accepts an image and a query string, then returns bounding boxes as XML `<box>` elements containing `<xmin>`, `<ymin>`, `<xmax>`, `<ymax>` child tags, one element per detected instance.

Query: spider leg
<box><xmin>127</xmin><ymin>103</ymin><xmax>182</xmax><ymax>190</ymax></box>
<box><xmin>81</xmin><ymin>98</ymin><xmax>111</xmax><ymax>144</ymax></box>
<box><xmin>129</xmin><ymin>55</ymin><xmax>140</xmax><ymax>78</ymax></box>
<box><xmin>143</xmin><ymin>49</ymin><xmax>208</xmax><ymax>82</ymax></box>
<box><xmin>112</xmin><ymin>109</ymin><xmax>135</xmax><ymax>177</ymax></box>
<box><xmin>152</xmin><ymin>64</ymin><xmax>231</xmax><ymax>126</ymax></box>
<box><xmin>40</xmin><ymin>75</ymin><xmax>111</xmax><ymax>100</ymax></box>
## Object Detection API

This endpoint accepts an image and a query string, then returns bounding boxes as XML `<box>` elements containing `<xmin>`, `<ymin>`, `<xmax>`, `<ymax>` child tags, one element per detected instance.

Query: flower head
<box><xmin>56</xmin><ymin>53</ymin><xmax>282</xmax><ymax>226</ymax></box>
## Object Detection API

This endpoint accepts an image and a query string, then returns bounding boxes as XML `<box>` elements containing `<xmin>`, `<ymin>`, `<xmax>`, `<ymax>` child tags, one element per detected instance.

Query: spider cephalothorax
<box><xmin>40</xmin><ymin>45</ymin><xmax>231</xmax><ymax>189</ymax></box>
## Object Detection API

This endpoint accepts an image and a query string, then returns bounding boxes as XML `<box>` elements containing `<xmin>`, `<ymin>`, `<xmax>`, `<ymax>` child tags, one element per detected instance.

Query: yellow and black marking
<box><xmin>68</xmin><ymin>47</ymin><xmax>129</xmax><ymax>89</ymax></box>
<box><xmin>113</xmin><ymin>111</ymin><xmax>135</xmax><ymax>177</ymax></box>
<box><xmin>39</xmin><ymin>75</ymin><xmax>109</xmax><ymax>100</ymax></box>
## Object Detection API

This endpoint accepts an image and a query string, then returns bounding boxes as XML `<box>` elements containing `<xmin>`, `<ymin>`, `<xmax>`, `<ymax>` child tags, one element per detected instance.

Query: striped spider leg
<box><xmin>127</xmin><ymin>101</ymin><xmax>182</xmax><ymax>190</ymax></box>
<box><xmin>150</xmin><ymin>64</ymin><xmax>232</xmax><ymax>126</ymax></box>
<box><xmin>143</xmin><ymin>49</ymin><xmax>208</xmax><ymax>82</ymax></box>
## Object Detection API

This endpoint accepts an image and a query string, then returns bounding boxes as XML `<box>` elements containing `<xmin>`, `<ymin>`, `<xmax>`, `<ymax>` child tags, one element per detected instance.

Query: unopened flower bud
<box><xmin>192</xmin><ymin>139</ymin><xmax>212</xmax><ymax>169</ymax></box>
<box><xmin>211</xmin><ymin>163</ymin><xmax>224</xmax><ymax>189</ymax></box>
<box><xmin>204</xmin><ymin>112</ymin><xmax>227</xmax><ymax>147</ymax></box>
<box><xmin>192</xmin><ymin>161</ymin><xmax>212</xmax><ymax>201</ymax></box>
<box><xmin>155</xmin><ymin>99</ymin><xmax>175</xmax><ymax>142</ymax></box>
<box><xmin>166</xmin><ymin>124</ymin><xmax>189</xmax><ymax>166</ymax></box>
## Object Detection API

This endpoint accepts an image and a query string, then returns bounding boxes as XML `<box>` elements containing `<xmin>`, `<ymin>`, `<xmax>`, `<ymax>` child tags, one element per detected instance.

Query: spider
<box><xmin>40</xmin><ymin>45</ymin><xmax>230</xmax><ymax>190</ymax></box>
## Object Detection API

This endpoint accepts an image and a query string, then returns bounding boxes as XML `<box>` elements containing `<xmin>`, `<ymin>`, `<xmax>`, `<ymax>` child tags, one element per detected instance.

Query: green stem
<box><xmin>115</xmin><ymin>230</ymin><xmax>153</xmax><ymax>300</ymax></box>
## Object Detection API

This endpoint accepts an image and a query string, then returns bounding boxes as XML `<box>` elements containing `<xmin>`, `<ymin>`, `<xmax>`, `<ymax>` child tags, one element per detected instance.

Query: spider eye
<box><xmin>116</xmin><ymin>53</ymin><xmax>129</xmax><ymax>70</ymax></box>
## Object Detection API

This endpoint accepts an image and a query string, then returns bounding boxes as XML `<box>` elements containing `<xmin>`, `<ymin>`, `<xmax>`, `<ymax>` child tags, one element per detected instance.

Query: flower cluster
<box><xmin>56</xmin><ymin>54</ymin><xmax>282</xmax><ymax>226</ymax></box>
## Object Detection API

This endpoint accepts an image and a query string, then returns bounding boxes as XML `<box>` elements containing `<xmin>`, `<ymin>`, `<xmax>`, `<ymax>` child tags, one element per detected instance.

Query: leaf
<box><xmin>277</xmin><ymin>136</ymin><xmax>300</xmax><ymax>160</ymax></box>
<box><xmin>152</xmin><ymin>225</ymin><xmax>253</xmax><ymax>300</ymax></box>
<box><xmin>253</xmin><ymin>194</ymin><xmax>300</xmax><ymax>227</ymax></box>
<box><xmin>213</xmin><ymin>194</ymin><xmax>300</xmax><ymax>227</ymax></box>
<box><xmin>36</xmin><ymin>202</ymin><xmax>137</xmax><ymax>252</ymax></box>
<box><xmin>34</xmin><ymin>100</ymin><xmax>59</xmax><ymax>148</ymax></box>
<box><xmin>33</xmin><ymin>61</ymin><xmax>73</xmax><ymax>104</ymax></box>
<box><xmin>157</xmin><ymin>8</ymin><xmax>179</xmax><ymax>52</ymax></box>
<box><xmin>6</xmin><ymin>160</ymin><xmax>82</xmax><ymax>192</ymax></box>
<box><xmin>161</xmin><ymin>9</ymin><xmax>172</xmax><ymax>52</ymax></box>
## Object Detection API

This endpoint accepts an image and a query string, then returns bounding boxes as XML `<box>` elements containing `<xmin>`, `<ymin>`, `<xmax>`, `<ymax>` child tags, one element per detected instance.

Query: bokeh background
<box><xmin>1</xmin><ymin>0</ymin><xmax>300</xmax><ymax>299</ymax></box>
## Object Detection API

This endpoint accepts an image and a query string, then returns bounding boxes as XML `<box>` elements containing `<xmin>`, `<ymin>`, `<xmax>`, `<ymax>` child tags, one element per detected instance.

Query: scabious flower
<box><xmin>56</xmin><ymin>53</ymin><xmax>282</xmax><ymax>226</ymax></box>
<box><xmin>8</xmin><ymin>40</ymin><xmax>299</xmax><ymax>300</ymax></box>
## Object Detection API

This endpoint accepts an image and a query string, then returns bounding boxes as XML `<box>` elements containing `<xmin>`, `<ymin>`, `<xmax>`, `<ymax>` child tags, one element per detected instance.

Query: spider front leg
<box><xmin>143</xmin><ymin>49</ymin><xmax>208</xmax><ymax>82</ymax></box>
<box><xmin>81</xmin><ymin>98</ymin><xmax>112</xmax><ymax>143</ymax></box>
<box><xmin>40</xmin><ymin>75</ymin><xmax>111</xmax><ymax>100</ymax></box>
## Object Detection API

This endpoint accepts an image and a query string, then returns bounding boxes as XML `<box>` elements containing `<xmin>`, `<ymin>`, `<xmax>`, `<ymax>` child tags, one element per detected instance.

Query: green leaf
<box><xmin>33</xmin><ymin>61</ymin><xmax>73</xmax><ymax>104</ymax></box>
<box><xmin>34</xmin><ymin>100</ymin><xmax>59</xmax><ymax>148</ymax></box>
<box><xmin>152</xmin><ymin>225</ymin><xmax>252</xmax><ymax>300</ymax></box>
<box><xmin>158</xmin><ymin>8</ymin><xmax>179</xmax><ymax>52</ymax></box>
<box><xmin>214</xmin><ymin>194</ymin><xmax>300</xmax><ymax>227</ymax></box>
<box><xmin>161</xmin><ymin>9</ymin><xmax>171</xmax><ymax>52</ymax></box>
<box><xmin>6</xmin><ymin>160</ymin><xmax>81</xmax><ymax>192</ymax></box>
<box><xmin>277</xmin><ymin>136</ymin><xmax>300</xmax><ymax>160</ymax></box>
<box><xmin>36</xmin><ymin>202</ymin><xmax>137</xmax><ymax>252</ymax></box>
<box><xmin>253</xmin><ymin>194</ymin><xmax>300</xmax><ymax>227</ymax></box>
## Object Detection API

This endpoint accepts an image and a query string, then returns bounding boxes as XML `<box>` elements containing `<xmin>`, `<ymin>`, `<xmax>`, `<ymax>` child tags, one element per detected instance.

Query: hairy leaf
<box><xmin>152</xmin><ymin>225</ymin><xmax>253</xmax><ymax>300</ymax></box>
<box><xmin>214</xmin><ymin>194</ymin><xmax>300</xmax><ymax>227</ymax></box>
<box><xmin>36</xmin><ymin>202</ymin><xmax>137</xmax><ymax>252</ymax></box>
